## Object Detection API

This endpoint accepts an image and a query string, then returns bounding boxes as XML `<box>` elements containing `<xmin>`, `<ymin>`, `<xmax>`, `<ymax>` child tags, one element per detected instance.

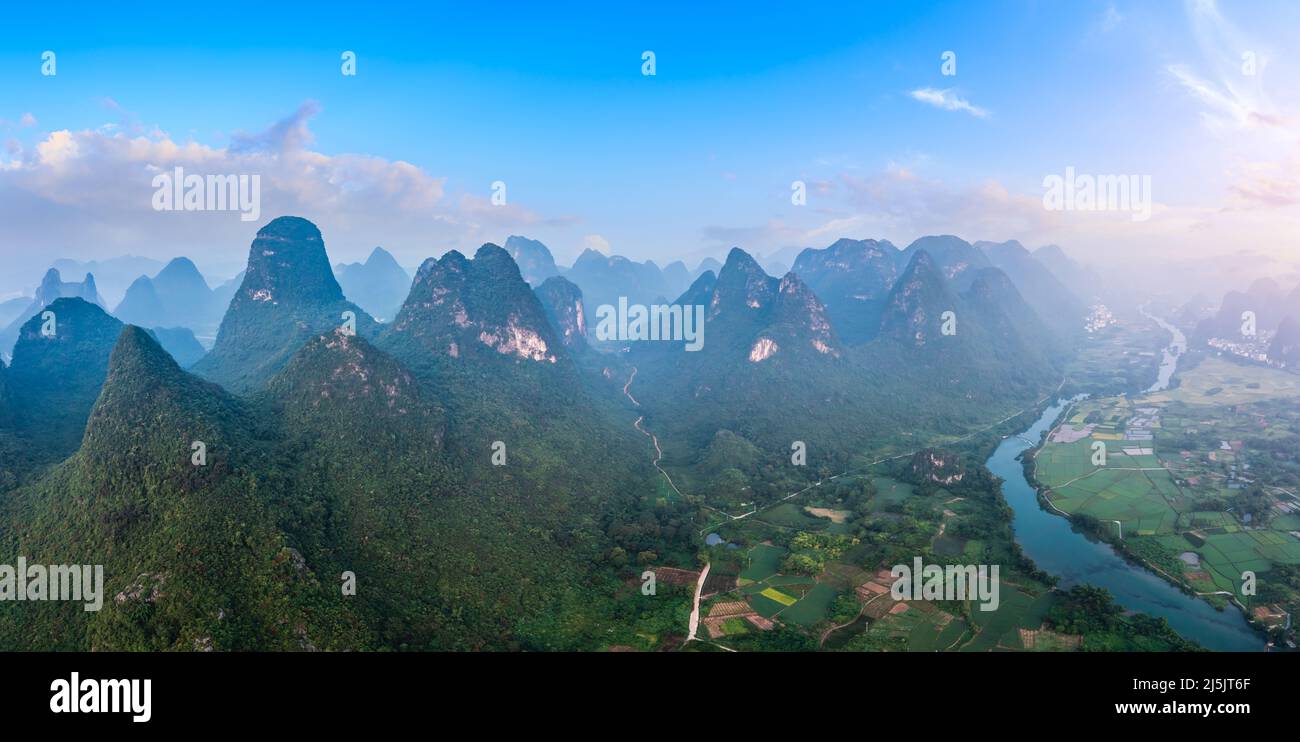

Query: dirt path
<box><xmin>623</xmin><ymin>366</ymin><xmax>641</xmax><ymax>406</ymax></box>
<box><xmin>686</xmin><ymin>562</ymin><xmax>711</xmax><ymax>642</ymax></box>
<box><xmin>623</xmin><ymin>368</ymin><xmax>710</xmax><ymax>643</ymax></box>
<box><xmin>624</xmin><ymin>367</ymin><xmax>689</xmax><ymax>498</ymax></box>
<box><xmin>818</xmin><ymin>599</ymin><xmax>870</xmax><ymax>649</ymax></box>
<box><xmin>819</xmin><ymin>591</ymin><xmax>893</xmax><ymax>649</ymax></box>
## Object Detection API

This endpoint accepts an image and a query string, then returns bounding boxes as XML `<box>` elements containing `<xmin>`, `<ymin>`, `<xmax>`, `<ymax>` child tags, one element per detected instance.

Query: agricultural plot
<box><xmin>1274</xmin><ymin>514</ymin><xmax>1300</xmax><ymax>531</ymax></box>
<box><xmin>711</xmin><ymin>426</ymin><xmax>1132</xmax><ymax>649</ymax></box>
<box><xmin>1202</xmin><ymin>530</ymin><xmax>1300</xmax><ymax>575</ymax></box>
<box><xmin>904</xmin><ymin>607</ymin><xmax>971</xmax><ymax>652</ymax></box>
<box><xmin>748</xmin><ymin>593</ymin><xmax>789</xmax><ymax>618</ymax></box>
<box><xmin>1039</xmin><ymin>399</ymin><xmax>1197</xmax><ymax>535</ymax></box>
<box><xmin>729</xmin><ymin>542</ymin><xmax>844</xmax><ymax>627</ymax></box>
<box><xmin>781</xmin><ymin>583</ymin><xmax>838</xmax><ymax>627</ymax></box>
<box><xmin>857</xmin><ymin>583</ymin><xmax>1057</xmax><ymax>652</ymax></box>
<box><xmin>962</xmin><ymin>587</ymin><xmax>1050</xmax><ymax>652</ymax></box>
<box><xmin>739</xmin><ymin>544</ymin><xmax>785</xmax><ymax>582</ymax></box>
<box><xmin>805</xmin><ymin>505</ymin><xmax>854</xmax><ymax>535</ymax></box>
<box><xmin>762</xmin><ymin>502</ymin><xmax>825</xmax><ymax>530</ymax></box>
<box><xmin>1041</xmin><ymin>468</ymin><xmax>1182</xmax><ymax>535</ymax></box>
<box><xmin>959</xmin><ymin>538</ymin><xmax>986</xmax><ymax>561</ymax></box>
<box><xmin>1154</xmin><ymin>357</ymin><xmax>1300</xmax><ymax>406</ymax></box>
<box><xmin>1035</xmin><ymin>439</ymin><xmax>1101</xmax><ymax>486</ymax></box>
<box><xmin>861</xmin><ymin>601</ymin><xmax>935</xmax><ymax>648</ymax></box>
<box><xmin>1034</xmin><ymin>356</ymin><xmax>1300</xmax><ymax>620</ymax></box>
<box><xmin>759</xmin><ymin>586</ymin><xmax>797</xmax><ymax>606</ymax></box>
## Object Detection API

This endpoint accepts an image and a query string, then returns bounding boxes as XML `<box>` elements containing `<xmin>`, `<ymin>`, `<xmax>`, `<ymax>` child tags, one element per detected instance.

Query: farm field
<box><xmin>718</xmin><ymin>543</ymin><xmax>836</xmax><ymax>626</ymax></box>
<box><xmin>702</xmin><ymin>473</ymin><xmax>1073</xmax><ymax>651</ymax></box>
<box><xmin>739</xmin><ymin>544</ymin><xmax>784</xmax><ymax>582</ymax></box>
<box><xmin>1034</xmin><ymin>355</ymin><xmax>1300</xmax><ymax>626</ymax></box>
<box><xmin>1150</xmin><ymin>356</ymin><xmax>1300</xmax><ymax>406</ymax></box>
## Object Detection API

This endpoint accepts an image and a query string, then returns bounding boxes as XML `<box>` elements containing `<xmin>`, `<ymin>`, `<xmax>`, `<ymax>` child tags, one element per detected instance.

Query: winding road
<box><xmin>623</xmin><ymin>366</ymin><xmax>709</xmax><ymax>643</ymax></box>
<box><xmin>625</xmin><ymin>367</ymin><xmax>687</xmax><ymax>498</ymax></box>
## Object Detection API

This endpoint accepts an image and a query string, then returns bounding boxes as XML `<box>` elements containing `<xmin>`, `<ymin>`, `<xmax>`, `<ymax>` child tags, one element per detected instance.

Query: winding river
<box><xmin>987</xmin><ymin>317</ymin><xmax>1263</xmax><ymax>651</ymax></box>
<box><xmin>1142</xmin><ymin>307</ymin><xmax>1187</xmax><ymax>393</ymax></box>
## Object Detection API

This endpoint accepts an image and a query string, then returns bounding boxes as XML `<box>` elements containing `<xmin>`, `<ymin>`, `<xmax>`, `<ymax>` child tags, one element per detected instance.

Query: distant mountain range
<box><xmin>1032</xmin><ymin>244</ymin><xmax>1106</xmax><ymax>303</ymax></box>
<box><xmin>333</xmin><ymin>246</ymin><xmax>411</xmax><ymax>322</ymax></box>
<box><xmin>503</xmin><ymin>235</ymin><xmax>560</xmax><ymax>287</ymax></box>
<box><xmin>976</xmin><ymin>240</ymin><xmax>1085</xmax><ymax>338</ymax></box>
<box><xmin>0</xmin><ymin>268</ymin><xmax>107</xmax><ymax>358</ymax></box>
<box><xmin>1271</xmin><ymin>317</ymin><xmax>1300</xmax><ymax>368</ymax></box>
<box><xmin>1194</xmin><ymin>278</ymin><xmax>1300</xmax><ymax>369</ymax></box>
<box><xmin>564</xmin><ymin>249</ymin><xmax>676</xmax><ymax>322</ymax></box>
<box><xmin>50</xmin><ymin>256</ymin><xmax>166</xmax><ymax>306</ymax></box>
<box><xmin>791</xmin><ymin>238</ymin><xmax>898</xmax><ymax>344</ymax></box>
<box><xmin>0</xmin><ymin>297</ymin><xmax>33</xmax><ymax>329</ymax></box>
<box><xmin>114</xmin><ymin>257</ymin><xmax>226</xmax><ymax>342</ymax></box>
<box><xmin>1196</xmin><ymin>278</ymin><xmax>1300</xmax><ymax>340</ymax></box>
<box><xmin>0</xmin><ymin>216</ymin><xmax>1087</xmax><ymax>648</ymax></box>
<box><xmin>626</xmin><ymin>241</ymin><xmax>1066</xmax><ymax>475</ymax></box>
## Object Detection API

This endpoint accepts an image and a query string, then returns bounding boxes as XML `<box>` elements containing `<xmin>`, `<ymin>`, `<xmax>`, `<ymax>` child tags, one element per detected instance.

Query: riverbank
<box><xmin>1025</xmin><ymin>400</ymin><xmax>1266</xmax><ymax>632</ymax></box>
<box><xmin>994</xmin><ymin>316</ymin><xmax>1264</xmax><ymax>651</ymax></box>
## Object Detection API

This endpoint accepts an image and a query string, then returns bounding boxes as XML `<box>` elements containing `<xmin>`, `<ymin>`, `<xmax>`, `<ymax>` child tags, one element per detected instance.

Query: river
<box><xmin>987</xmin><ymin>315</ymin><xmax>1263</xmax><ymax>651</ymax></box>
<box><xmin>1141</xmin><ymin>306</ymin><xmax>1187</xmax><ymax>393</ymax></box>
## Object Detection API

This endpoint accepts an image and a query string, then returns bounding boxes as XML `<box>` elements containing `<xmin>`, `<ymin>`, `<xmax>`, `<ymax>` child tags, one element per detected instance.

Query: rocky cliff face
<box><xmin>386</xmin><ymin>244</ymin><xmax>561</xmax><ymax>364</ymax></box>
<box><xmin>878</xmin><ymin>250</ymin><xmax>956</xmax><ymax>348</ymax></box>
<box><xmin>534</xmin><ymin>276</ymin><xmax>589</xmax><ymax>350</ymax></box>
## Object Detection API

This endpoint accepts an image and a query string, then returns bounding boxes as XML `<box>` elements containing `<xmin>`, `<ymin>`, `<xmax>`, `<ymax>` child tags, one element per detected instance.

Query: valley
<box><xmin>1031</xmin><ymin>346</ymin><xmax>1300</xmax><ymax>649</ymax></box>
<box><xmin>1</xmin><ymin>217</ymin><xmax>1297</xmax><ymax>653</ymax></box>
<box><xmin>6</xmin><ymin>7</ymin><xmax>1300</xmax><ymax>727</ymax></box>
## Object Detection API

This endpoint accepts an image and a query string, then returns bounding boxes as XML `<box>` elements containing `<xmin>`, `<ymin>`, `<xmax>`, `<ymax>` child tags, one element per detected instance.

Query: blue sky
<box><xmin>1</xmin><ymin>0</ymin><xmax>1298</xmax><ymax>291</ymax></box>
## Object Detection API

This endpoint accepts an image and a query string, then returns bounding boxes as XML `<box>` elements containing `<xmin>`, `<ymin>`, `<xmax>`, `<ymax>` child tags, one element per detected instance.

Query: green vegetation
<box><xmin>1036</xmin><ymin>352</ymin><xmax>1300</xmax><ymax>641</ymax></box>
<box><xmin>5</xmin><ymin>216</ymin><xmax>1280</xmax><ymax>653</ymax></box>
<box><xmin>1046</xmin><ymin>585</ymin><xmax>1200</xmax><ymax>651</ymax></box>
<box><xmin>1063</xmin><ymin>309</ymin><xmax>1166</xmax><ymax>396</ymax></box>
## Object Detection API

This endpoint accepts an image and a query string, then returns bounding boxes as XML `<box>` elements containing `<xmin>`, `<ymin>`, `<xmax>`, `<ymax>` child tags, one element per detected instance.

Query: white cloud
<box><xmin>0</xmin><ymin>102</ymin><xmax>570</xmax><ymax>275</ymax></box>
<box><xmin>702</xmin><ymin>163</ymin><xmax>1300</xmax><ymax>267</ymax></box>
<box><xmin>908</xmin><ymin>88</ymin><xmax>989</xmax><ymax>118</ymax></box>
<box><xmin>1164</xmin><ymin>0</ymin><xmax>1300</xmax><ymax>210</ymax></box>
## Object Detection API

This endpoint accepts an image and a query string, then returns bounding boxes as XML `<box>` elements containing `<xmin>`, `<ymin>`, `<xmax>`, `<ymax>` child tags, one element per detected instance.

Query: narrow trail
<box><xmin>625</xmin><ymin>366</ymin><xmax>686</xmax><ymax>499</ymax></box>
<box><xmin>623</xmin><ymin>369</ymin><xmax>736</xmax><ymax>515</ymax></box>
<box><xmin>623</xmin><ymin>366</ymin><xmax>641</xmax><ymax>406</ymax></box>
<box><xmin>624</xmin><ymin>367</ymin><xmax>710</xmax><ymax>645</ymax></box>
